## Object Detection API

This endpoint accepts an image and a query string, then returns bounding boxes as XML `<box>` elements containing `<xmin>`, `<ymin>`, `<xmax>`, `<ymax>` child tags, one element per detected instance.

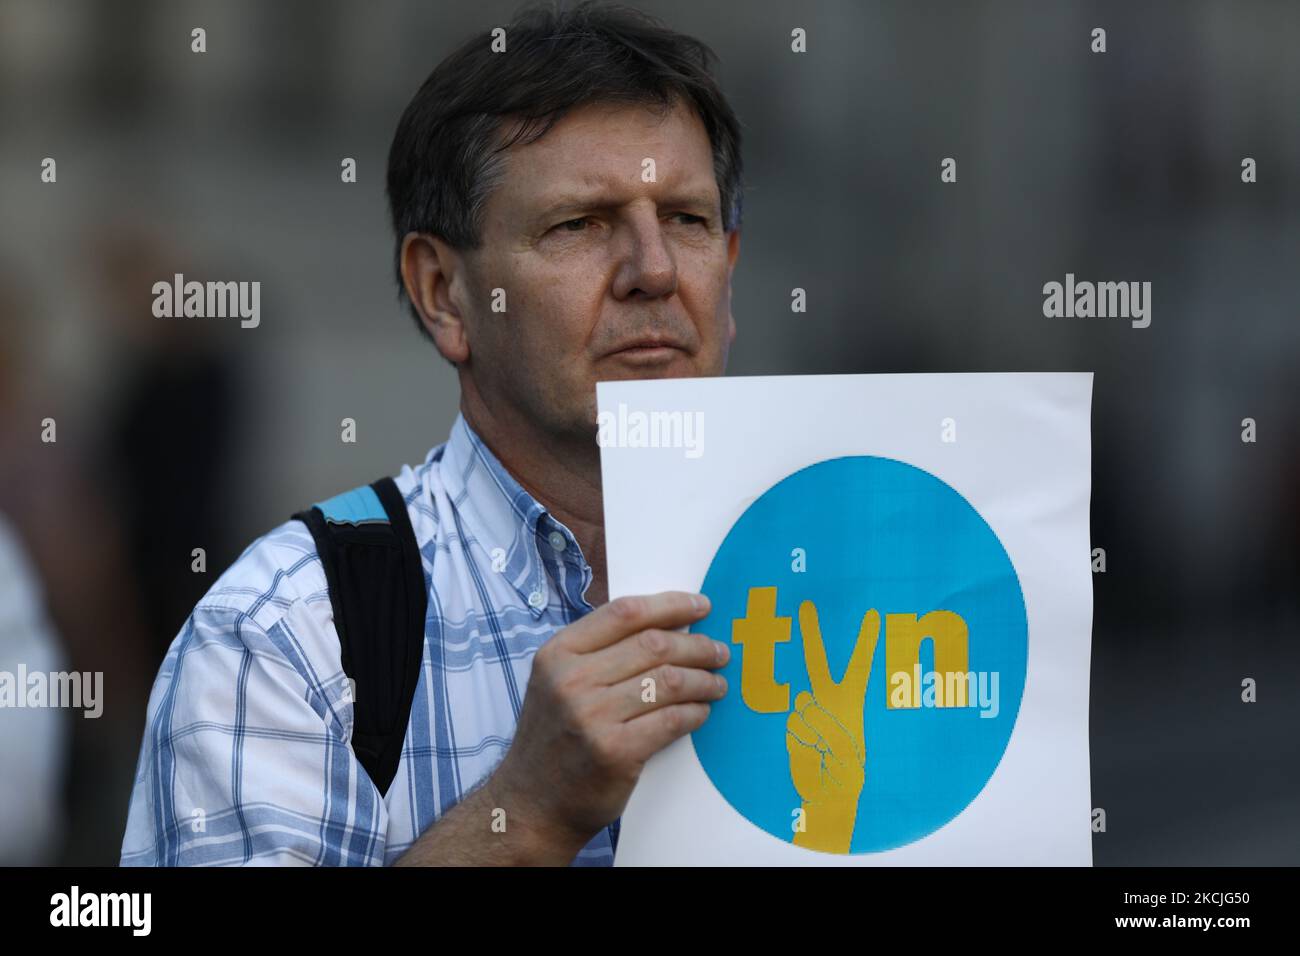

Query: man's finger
<box><xmin>622</xmin><ymin>701</ymin><xmax>712</xmax><ymax>760</ymax></box>
<box><xmin>590</xmin><ymin>627</ymin><xmax>728</xmax><ymax>685</ymax></box>
<box><xmin>604</xmin><ymin>664</ymin><xmax>726</xmax><ymax>720</ymax></box>
<box><xmin>559</xmin><ymin>592</ymin><xmax>710</xmax><ymax>653</ymax></box>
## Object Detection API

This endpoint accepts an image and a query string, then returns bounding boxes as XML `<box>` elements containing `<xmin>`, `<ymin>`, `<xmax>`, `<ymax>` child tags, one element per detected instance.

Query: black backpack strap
<box><xmin>292</xmin><ymin>477</ymin><xmax>426</xmax><ymax>797</ymax></box>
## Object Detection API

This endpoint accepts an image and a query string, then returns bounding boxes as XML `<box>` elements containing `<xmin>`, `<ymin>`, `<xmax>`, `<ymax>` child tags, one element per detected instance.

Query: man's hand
<box><xmin>499</xmin><ymin>591</ymin><xmax>729</xmax><ymax>847</ymax></box>
<box><xmin>396</xmin><ymin>591</ymin><xmax>728</xmax><ymax>865</ymax></box>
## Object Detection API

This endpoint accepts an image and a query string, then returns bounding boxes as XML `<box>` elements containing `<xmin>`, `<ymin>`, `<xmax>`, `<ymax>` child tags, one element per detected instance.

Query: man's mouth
<box><xmin>603</xmin><ymin>338</ymin><xmax>689</xmax><ymax>365</ymax></box>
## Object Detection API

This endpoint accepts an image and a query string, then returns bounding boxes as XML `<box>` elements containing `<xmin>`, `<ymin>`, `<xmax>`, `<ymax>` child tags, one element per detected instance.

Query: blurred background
<box><xmin>0</xmin><ymin>0</ymin><xmax>1296</xmax><ymax>865</ymax></box>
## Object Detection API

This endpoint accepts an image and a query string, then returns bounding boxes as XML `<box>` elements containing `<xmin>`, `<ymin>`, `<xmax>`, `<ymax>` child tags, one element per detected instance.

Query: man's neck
<box><xmin>458</xmin><ymin>396</ymin><xmax>609</xmax><ymax>608</ymax></box>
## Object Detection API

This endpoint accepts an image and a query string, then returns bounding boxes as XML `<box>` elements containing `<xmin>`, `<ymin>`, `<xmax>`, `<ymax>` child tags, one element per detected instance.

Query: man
<box><xmin>121</xmin><ymin>1</ymin><xmax>743</xmax><ymax>866</ymax></box>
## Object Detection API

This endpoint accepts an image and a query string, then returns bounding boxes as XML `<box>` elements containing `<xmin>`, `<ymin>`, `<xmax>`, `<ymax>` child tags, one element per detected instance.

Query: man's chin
<box><xmin>592</xmin><ymin>348</ymin><xmax>706</xmax><ymax>380</ymax></box>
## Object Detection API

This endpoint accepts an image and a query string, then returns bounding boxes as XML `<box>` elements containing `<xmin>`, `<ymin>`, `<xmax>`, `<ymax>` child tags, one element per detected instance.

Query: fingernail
<box><xmin>714</xmin><ymin>641</ymin><xmax>729</xmax><ymax>664</ymax></box>
<box><xmin>693</xmin><ymin>593</ymin><xmax>710</xmax><ymax>613</ymax></box>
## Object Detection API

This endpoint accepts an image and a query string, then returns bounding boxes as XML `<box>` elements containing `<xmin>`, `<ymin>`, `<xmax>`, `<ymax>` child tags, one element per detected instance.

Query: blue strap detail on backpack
<box><xmin>313</xmin><ymin>485</ymin><xmax>389</xmax><ymax>525</ymax></box>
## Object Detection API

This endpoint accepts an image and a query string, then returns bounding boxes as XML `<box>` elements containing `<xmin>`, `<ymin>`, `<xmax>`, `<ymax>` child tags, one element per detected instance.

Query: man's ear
<box><xmin>400</xmin><ymin>232</ymin><xmax>471</xmax><ymax>364</ymax></box>
<box><xmin>726</xmin><ymin>228</ymin><xmax>741</xmax><ymax>344</ymax></box>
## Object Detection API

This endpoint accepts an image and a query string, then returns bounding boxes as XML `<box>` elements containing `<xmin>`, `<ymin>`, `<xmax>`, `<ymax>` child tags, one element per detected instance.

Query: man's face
<box><xmin>455</xmin><ymin>98</ymin><xmax>739</xmax><ymax>440</ymax></box>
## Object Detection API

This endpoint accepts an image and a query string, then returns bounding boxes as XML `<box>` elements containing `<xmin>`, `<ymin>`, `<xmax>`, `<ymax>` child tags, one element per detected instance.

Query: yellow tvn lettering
<box><xmin>884</xmin><ymin>612</ymin><xmax>970</xmax><ymax>708</ymax></box>
<box><xmin>732</xmin><ymin>588</ymin><xmax>970</xmax><ymax>714</ymax></box>
<box><xmin>731</xmin><ymin>587</ymin><xmax>791</xmax><ymax>712</ymax></box>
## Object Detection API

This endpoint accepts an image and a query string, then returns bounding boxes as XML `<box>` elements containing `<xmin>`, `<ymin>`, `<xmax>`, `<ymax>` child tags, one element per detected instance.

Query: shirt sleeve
<box><xmin>120</xmin><ymin>576</ymin><xmax>389</xmax><ymax>866</ymax></box>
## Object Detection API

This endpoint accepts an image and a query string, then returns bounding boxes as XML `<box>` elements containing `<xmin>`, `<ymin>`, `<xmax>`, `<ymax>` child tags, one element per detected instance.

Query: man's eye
<box><xmin>555</xmin><ymin>218</ymin><xmax>589</xmax><ymax>232</ymax></box>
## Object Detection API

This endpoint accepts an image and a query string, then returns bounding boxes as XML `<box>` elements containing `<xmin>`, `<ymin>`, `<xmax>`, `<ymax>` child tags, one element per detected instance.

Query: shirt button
<box><xmin>547</xmin><ymin>530</ymin><xmax>567</xmax><ymax>553</ymax></box>
<box><xmin>527</xmin><ymin>589</ymin><xmax>546</xmax><ymax>609</ymax></box>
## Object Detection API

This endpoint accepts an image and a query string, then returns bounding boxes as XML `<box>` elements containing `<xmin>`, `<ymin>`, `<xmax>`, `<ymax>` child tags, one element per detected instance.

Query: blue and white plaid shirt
<box><xmin>121</xmin><ymin>413</ymin><xmax>617</xmax><ymax>865</ymax></box>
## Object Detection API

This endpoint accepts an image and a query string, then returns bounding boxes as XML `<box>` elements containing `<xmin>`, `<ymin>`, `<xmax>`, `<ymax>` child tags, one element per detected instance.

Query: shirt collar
<box><xmin>438</xmin><ymin>412</ymin><xmax>585</xmax><ymax>618</ymax></box>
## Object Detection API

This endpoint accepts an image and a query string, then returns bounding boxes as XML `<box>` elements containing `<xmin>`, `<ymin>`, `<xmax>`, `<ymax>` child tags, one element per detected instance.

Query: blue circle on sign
<box><xmin>691</xmin><ymin>456</ymin><xmax>1027</xmax><ymax>853</ymax></box>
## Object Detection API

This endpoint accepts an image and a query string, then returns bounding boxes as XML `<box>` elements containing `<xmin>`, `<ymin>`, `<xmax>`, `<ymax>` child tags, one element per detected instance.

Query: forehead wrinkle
<box><xmin>533</xmin><ymin>171</ymin><xmax>720</xmax><ymax>213</ymax></box>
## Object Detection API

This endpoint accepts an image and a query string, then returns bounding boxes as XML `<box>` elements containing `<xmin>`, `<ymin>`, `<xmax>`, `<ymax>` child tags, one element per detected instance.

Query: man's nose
<box><xmin>611</xmin><ymin>214</ymin><xmax>678</xmax><ymax>300</ymax></box>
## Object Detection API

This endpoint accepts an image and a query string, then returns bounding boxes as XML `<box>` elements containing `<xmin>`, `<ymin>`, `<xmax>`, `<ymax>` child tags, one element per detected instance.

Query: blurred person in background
<box><xmin>0</xmin><ymin>265</ymin><xmax>152</xmax><ymax>863</ymax></box>
<box><xmin>0</xmin><ymin>510</ymin><xmax>68</xmax><ymax>865</ymax></box>
<box><xmin>87</xmin><ymin>222</ymin><xmax>245</xmax><ymax>665</ymax></box>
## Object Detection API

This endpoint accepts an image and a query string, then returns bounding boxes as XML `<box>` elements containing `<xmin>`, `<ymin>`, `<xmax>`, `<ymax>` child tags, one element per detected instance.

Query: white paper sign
<box><xmin>598</xmin><ymin>373</ymin><xmax>1093</xmax><ymax>866</ymax></box>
